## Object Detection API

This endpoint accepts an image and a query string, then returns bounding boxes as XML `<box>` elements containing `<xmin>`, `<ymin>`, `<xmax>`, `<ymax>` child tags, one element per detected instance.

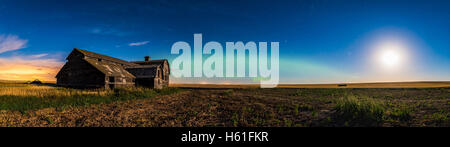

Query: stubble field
<box><xmin>0</xmin><ymin>82</ymin><xmax>448</xmax><ymax>127</ymax></box>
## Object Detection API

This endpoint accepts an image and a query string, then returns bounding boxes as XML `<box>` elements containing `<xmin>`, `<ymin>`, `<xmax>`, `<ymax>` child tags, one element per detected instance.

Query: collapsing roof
<box><xmin>84</xmin><ymin>58</ymin><xmax>136</xmax><ymax>78</ymax></box>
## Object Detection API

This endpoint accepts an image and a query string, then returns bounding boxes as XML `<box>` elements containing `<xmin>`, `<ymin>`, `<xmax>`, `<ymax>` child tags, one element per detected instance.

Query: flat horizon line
<box><xmin>170</xmin><ymin>81</ymin><xmax>450</xmax><ymax>85</ymax></box>
<box><xmin>1</xmin><ymin>79</ymin><xmax>450</xmax><ymax>85</ymax></box>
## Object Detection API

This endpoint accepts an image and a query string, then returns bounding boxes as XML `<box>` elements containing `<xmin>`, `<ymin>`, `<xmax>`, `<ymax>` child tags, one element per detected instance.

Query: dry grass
<box><xmin>0</xmin><ymin>83</ymin><xmax>111</xmax><ymax>97</ymax></box>
<box><xmin>0</xmin><ymin>82</ymin><xmax>181</xmax><ymax>112</ymax></box>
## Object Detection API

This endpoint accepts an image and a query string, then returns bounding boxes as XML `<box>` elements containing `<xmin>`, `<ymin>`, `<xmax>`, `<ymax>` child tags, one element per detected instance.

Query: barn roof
<box><xmin>59</xmin><ymin>48</ymin><xmax>166</xmax><ymax>79</ymax></box>
<box><xmin>131</xmin><ymin>59</ymin><xmax>167</xmax><ymax>66</ymax></box>
<box><xmin>130</xmin><ymin>59</ymin><xmax>170</xmax><ymax>74</ymax></box>
<box><xmin>84</xmin><ymin>58</ymin><xmax>136</xmax><ymax>78</ymax></box>
<box><xmin>125</xmin><ymin>66</ymin><xmax>158</xmax><ymax>78</ymax></box>
<box><xmin>74</xmin><ymin>48</ymin><xmax>138</xmax><ymax>66</ymax></box>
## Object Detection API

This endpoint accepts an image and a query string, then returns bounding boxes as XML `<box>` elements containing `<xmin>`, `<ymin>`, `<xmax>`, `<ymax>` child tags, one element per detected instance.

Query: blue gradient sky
<box><xmin>0</xmin><ymin>0</ymin><xmax>449</xmax><ymax>83</ymax></box>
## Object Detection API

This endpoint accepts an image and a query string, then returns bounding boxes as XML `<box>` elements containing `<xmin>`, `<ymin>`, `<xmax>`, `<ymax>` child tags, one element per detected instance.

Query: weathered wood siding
<box><xmin>56</xmin><ymin>58</ymin><xmax>105</xmax><ymax>88</ymax></box>
<box><xmin>154</xmin><ymin>62</ymin><xmax>170</xmax><ymax>89</ymax></box>
<box><xmin>161</xmin><ymin>61</ymin><xmax>170</xmax><ymax>87</ymax></box>
<box><xmin>105</xmin><ymin>76</ymin><xmax>134</xmax><ymax>89</ymax></box>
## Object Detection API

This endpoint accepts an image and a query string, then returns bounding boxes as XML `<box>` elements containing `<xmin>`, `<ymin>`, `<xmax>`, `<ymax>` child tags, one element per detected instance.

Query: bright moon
<box><xmin>381</xmin><ymin>49</ymin><xmax>400</xmax><ymax>67</ymax></box>
<box><xmin>376</xmin><ymin>42</ymin><xmax>406</xmax><ymax>69</ymax></box>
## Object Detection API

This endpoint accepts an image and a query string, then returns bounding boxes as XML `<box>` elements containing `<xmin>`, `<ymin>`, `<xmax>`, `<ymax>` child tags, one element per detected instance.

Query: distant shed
<box><xmin>337</xmin><ymin>84</ymin><xmax>347</xmax><ymax>87</ymax></box>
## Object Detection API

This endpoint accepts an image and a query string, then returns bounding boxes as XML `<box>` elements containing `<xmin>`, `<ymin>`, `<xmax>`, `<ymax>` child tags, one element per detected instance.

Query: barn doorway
<box><xmin>108</xmin><ymin>76</ymin><xmax>115</xmax><ymax>89</ymax></box>
<box><xmin>135</xmin><ymin>78</ymin><xmax>154</xmax><ymax>88</ymax></box>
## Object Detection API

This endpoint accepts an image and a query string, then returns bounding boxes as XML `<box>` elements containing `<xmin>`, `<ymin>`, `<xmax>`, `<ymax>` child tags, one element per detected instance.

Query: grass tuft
<box><xmin>388</xmin><ymin>105</ymin><xmax>414</xmax><ymax>121</ymax></box>
<box><xmin>335</xmin><ymin>94</ymin><xmax>385</xmax><ymax>126</ymax></box>
<box><xmin>431</xmin><ymin>112</ymin><xmax>449</xmax><ymax>124</ymax></box>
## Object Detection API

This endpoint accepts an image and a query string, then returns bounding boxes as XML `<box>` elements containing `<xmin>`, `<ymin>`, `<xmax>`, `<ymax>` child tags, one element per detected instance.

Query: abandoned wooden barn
<box><xmin>56</xmin><ymin>48</ymin><xmax>170</xmax><ymax>89</ymax></box>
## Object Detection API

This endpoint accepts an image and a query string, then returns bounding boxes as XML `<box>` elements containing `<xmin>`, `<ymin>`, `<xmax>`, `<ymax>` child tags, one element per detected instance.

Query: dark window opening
<box><xmin>162</xmin><ymin>71</ymin><xmax>166</xmax><ymax>81</ymax></box>
<box><xmin>108</xmin><ymin>84</ymin><xmax>115</xmax><ymax>89</ymax></box>
<box><xmin>98</xmin><ymin>58</ymin><xmax>102</xmax><ymax>62</ymax></box>
<box><xmin>109</xmin><ymin>76</ymin><xmax>115</xmax><ymax>83</ymax></box>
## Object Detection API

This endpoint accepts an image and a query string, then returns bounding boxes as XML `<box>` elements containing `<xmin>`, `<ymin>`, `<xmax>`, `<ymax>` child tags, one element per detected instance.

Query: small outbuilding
<box><xmin>29</xmin><ymin>79</ymin><xmax>42</xmax><ymax>84</ymax></box>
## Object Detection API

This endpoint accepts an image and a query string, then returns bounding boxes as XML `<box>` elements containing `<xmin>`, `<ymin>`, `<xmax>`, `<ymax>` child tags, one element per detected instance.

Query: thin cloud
<box><xmin>0</xmin><ymin>55</ymin><xmax>64</xmax><ymax>81</ymax></box>
<box><xmin>30</xmin><ymin>53</ymin><xmax>48</xmax><ymax>58</ymax></box>
<box><xmin>129</xmin><ymin>41</ymin><xmax>149</xmax><ymax>46</ymax></box>
<box><xmin>0</xmin><ymin>34</ymin><xmax>28</xmax><ymax>54</ymax></box>
<box><xmin>90</xmin><ymin>27</ymin><xmax>131</xmax><ymax>37</ymax></box>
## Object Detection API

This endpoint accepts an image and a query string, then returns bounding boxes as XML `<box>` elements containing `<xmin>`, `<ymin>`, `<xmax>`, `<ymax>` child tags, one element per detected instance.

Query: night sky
<box><xmin>0</xmin><ymin>0</ymin><xmax>449</xmax><ymax>83</ymax></box>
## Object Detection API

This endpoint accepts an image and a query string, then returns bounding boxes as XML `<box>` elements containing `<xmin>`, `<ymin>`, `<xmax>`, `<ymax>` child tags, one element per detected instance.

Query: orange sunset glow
<box><xmin>0</xmin><ymin>57</ymin><xmax>63</xmax><ymax>82</ymax></box>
